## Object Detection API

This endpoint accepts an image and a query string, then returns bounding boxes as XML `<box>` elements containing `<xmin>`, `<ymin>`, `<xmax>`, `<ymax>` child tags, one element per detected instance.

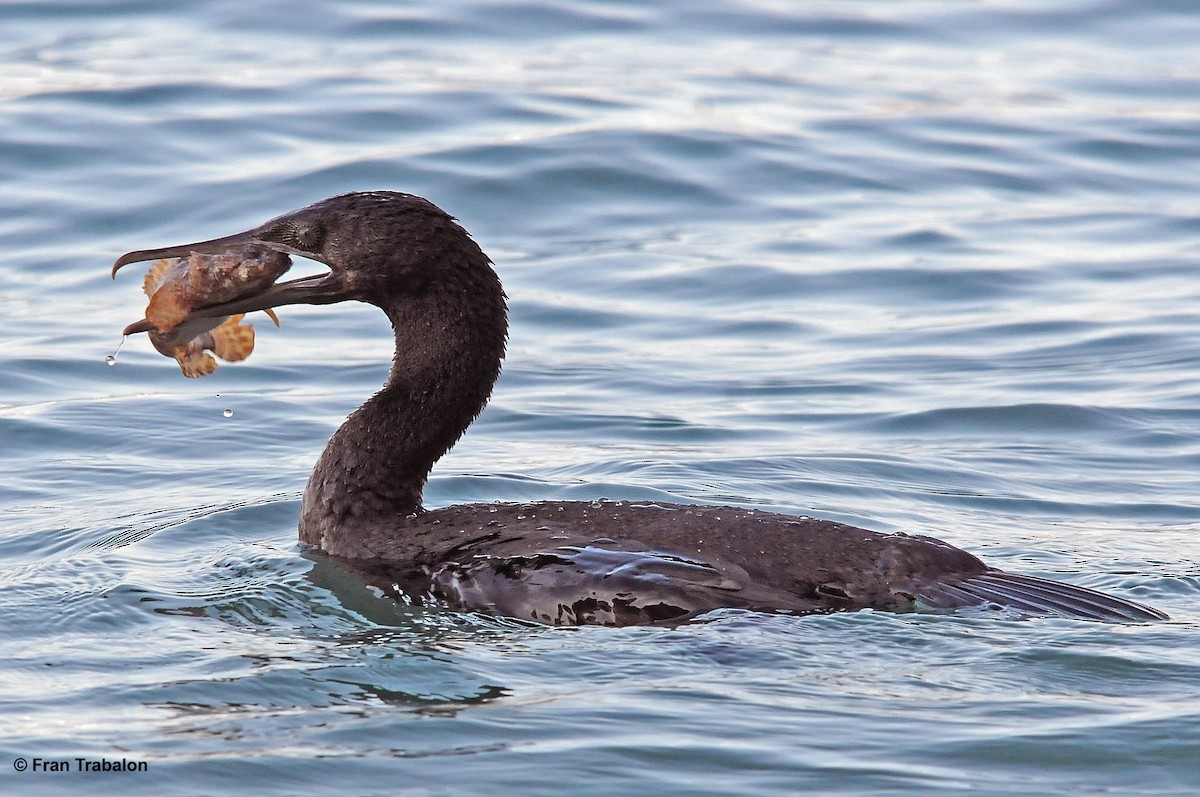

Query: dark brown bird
<box><xmin>112</xmin><ymin>191</ymin><xmax>1166</xmax><ymax>625</ymax></box>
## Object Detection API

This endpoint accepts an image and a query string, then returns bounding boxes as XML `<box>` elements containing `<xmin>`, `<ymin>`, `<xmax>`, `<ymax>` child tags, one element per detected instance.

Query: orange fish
<box><xmin>132</xmin><ymin>246</ymin><xmax>291</xmax><ymax>377</ymax></box>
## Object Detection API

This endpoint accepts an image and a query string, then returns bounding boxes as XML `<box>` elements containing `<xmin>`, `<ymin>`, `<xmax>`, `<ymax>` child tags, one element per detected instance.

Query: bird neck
<box><xmin>299</xmin><ymin>260</ymin><xmax>507</xmax><ymax>554</ymax></box>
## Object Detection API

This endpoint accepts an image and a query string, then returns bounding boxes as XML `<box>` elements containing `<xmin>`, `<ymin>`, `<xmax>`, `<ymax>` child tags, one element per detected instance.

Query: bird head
<box><xmin>113</xmin><ymin>191</ymin><xmax>476</xmax><ymax>327</ymax></box>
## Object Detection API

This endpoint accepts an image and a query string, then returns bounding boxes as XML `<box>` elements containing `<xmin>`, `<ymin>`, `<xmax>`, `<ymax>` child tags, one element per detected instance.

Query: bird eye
<box><xmin>258</xmin><ymin>219</ymin><xmax>326</xmax><ymax>254</ymax></box>
<box><xmin>291</xmin><ymin>222</ymin><xmax>324</xmax><ymax>250</ymax></box>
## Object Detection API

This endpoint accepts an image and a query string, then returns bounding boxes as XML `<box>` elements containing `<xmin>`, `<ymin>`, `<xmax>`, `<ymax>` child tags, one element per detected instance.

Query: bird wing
<box><xmin>429</xmin><ymin>545</ymin><xmax>822</xmax><ymax>626</ymax></box>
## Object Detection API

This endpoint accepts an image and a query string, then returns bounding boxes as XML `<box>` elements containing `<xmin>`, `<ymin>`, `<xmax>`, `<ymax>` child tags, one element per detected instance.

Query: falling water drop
<box><xmin>106</xmin><ymin>336</ymin><xmax>127</xmax><ymax>366</ymax></box>
<box><xmin>223</xmin><ymin>409</ymin><xmax>234</xmax><ymax>418</ymax></box>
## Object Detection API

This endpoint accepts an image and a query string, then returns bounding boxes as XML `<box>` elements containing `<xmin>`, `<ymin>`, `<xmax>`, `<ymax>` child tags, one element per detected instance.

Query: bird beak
<box><xmin>112</xmin><ymin>229</ymin><xmax>270</xmax><ymax>277</ymax></box>
<box><xmin>113</xmin><ymin>229</ymin><xmax>352</xmax><ymax>335</ymax></box>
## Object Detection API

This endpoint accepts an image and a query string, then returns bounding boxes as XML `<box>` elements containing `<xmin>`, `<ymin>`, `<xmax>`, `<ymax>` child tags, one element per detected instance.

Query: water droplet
<box><xmin>106</xmin><ymin>336</ymin><xmax>126</xmax><ymax>366</ymax></box>
<box><xmin>215</xmin><ymin>393</ymin><xmax>221</xmax><ymax>398</ymax></box>
<box><xmin>222</xmin><ymin>409</ymin><xmax>233</xmax><ymax>418</ymax></box>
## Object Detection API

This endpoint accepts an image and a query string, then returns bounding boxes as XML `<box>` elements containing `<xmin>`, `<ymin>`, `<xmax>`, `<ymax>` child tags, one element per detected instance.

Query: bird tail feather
<box><xmin>919</xmin><ymin>570</ymin><xmax>1166</xmax><ymax>622</ymax></box>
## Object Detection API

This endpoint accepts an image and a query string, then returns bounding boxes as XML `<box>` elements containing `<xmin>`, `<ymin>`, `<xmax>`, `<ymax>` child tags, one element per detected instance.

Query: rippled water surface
<box><xmin>2</xmin><ymin>1</ymin><xmax>1200</xmax><ymax>794</ymax></box>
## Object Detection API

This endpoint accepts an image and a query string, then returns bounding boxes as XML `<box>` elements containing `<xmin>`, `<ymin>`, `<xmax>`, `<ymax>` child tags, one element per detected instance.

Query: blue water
<box><xmin>2</xmin><ymin>1</ymin><xmax>1199</xmax><ymax>794</ymax></box>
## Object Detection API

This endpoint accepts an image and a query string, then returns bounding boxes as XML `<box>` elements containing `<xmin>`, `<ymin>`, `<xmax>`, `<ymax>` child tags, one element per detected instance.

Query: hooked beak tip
<box><xmin>112</xmin><ymin>248</ymin><xmax>164</xmax><ymax>278</ymax></box>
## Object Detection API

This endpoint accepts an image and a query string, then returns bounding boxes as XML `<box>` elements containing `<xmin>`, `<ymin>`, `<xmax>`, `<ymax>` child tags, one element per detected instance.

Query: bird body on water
<box><xmin>113</xmin><ymin>191</ymin><xmax>1166</xmax><ymax>625</ymax></box>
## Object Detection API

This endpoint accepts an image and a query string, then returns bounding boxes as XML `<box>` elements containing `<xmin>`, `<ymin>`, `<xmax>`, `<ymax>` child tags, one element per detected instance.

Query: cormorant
<box><xmin>112</xmin><ymin>191</ymin><xmax>1166</xmax><ymax>625</ymax></box>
